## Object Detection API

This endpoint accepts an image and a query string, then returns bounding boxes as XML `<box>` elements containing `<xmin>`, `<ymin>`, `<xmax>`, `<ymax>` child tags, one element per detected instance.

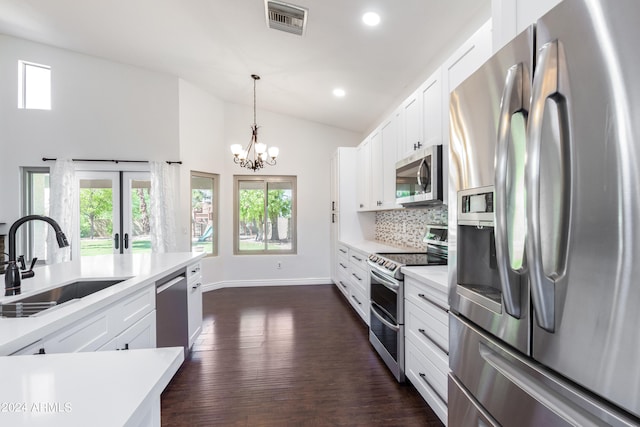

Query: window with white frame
<box><xmin>191</xmin><ymin>171</ymin><xmax>219</xmax><ymax>256</ymax></box>
<box><xmin>233</xmin><ymin>175</ymin><xmax>297</xmax><ymax>255</ymax></box>
<box><xmin>18</xmin><ymin>60</ymin><xmax>51</xmax><ymax>110</ymax></box>
<box><xmin>21</xmin><ymin>167</ymin><xmax>50</xmax><ymax>262</ymax></box>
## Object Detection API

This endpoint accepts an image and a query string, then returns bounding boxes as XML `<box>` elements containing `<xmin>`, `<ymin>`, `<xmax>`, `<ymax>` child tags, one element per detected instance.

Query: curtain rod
<box><xmin>42</xmin><ymin>157</ymin><xmax>182</xmax><ymax>165</ymax></box>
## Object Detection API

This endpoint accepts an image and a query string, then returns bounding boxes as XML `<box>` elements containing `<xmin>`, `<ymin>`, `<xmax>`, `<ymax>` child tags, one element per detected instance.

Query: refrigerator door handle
<box><xmin>494</xmin><ymin>62</ymin><xmax>527</xmax><ymax>319</ymax></box>
<box><xmin>526</xmin><ymin>40</ymin><xmax>571</xmax><ymax>333</ymax></box>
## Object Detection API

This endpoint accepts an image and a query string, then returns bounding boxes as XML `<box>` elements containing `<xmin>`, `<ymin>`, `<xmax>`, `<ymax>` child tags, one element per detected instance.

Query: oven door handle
<box><xmin>371</xmin><ymin>303</ymin><xmax>400</xmax><ymax>332</ymax></box>
<box><xmin>370</xmin><ymin>269</ymin><xmax>400</xmax><ymax>293</ymax></box>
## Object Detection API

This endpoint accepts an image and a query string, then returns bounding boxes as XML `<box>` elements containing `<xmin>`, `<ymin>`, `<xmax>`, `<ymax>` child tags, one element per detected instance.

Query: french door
<box><xmin>75</xmin><ymin>171</ymin><xmax>151</xmax><ymax>258</ymax></box>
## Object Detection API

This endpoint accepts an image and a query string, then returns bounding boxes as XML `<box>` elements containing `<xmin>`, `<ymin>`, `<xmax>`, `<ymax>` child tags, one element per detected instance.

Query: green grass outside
<box><xmin>80</xmin><ymin>238</ymin><xmax>151</xmax><ymax>256</ymax></box>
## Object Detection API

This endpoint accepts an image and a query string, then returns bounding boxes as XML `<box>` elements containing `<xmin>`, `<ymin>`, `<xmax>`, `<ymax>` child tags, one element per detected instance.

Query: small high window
<box><xmin>18</xmin><ymin>60</ymin><xmax>51</xmax><ymax>110</ymax></box>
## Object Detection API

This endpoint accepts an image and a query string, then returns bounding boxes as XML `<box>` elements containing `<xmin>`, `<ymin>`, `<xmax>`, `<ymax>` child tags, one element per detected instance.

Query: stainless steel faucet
<box><xmin>4</xmin><ymin>215</ymin><xmax>69</xmax><ymax>296</ymax></box>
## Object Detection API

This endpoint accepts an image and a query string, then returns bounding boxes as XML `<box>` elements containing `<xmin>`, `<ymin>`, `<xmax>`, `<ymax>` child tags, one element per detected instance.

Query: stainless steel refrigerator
<box><xmin>448</xmin><ymin>0</ymin><xmax>640</xmax><ymax>425</ymax></box>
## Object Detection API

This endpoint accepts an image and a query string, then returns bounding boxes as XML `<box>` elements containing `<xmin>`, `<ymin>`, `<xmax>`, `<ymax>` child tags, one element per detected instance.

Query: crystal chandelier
<box><xmin>230</xmin><ymin>74</ymin><xmax>279</xmax><ymax>171</ymax></box>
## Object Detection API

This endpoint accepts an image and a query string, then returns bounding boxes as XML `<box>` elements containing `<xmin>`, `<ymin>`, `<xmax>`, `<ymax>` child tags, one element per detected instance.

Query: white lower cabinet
<box><xmin>405</xmin><ymin>339</ymin><xmax>448</xmax><ymax>423</ymax></box>
<box><xmin>99</xmin><ymin>310</ymin><xmax>157</xmax><ymax>351</ymax></box>
<box><xmin>333</xmin><ymin>243</ymin><xmax>370</xmax><ymax>326</ymax></box>
<box><xmin>404</xmin><ymin>275</ymin><xmax>449</xmax><ymax>426</ymax></box>
<box><xmin>10</xmin><ymin>284</ymin><xmax>157</xmax><ymax>356</ymax></box>
<box><xmin>45</xmin><ymin>310</ymin><xmax>112</xmax><ymax>353</ymax></box>
<box><xmin>187</xmin><ymin>261</ymin><xmax>203</xmax><ymax>348</ymax></box>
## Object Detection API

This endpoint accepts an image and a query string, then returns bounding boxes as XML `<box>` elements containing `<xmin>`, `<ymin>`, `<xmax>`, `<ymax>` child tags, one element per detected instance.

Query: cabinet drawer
<box><xmin>405</xmin><ymin>276</ymin><xmax>448</xmax><ymax>317</ymax></box>
<box><xmin>336</xmin><ymin>243</ymin><xmax>349</xmax><ymax>259</ymax></box>
<box><xmin>349</xmin><ymin>283</ymin><xmax>368</xmax><ymax>324</ymax></box>
<box><xmin>110</xmin><ymin>285</ymin><xmax>155</xmax><ymax>334</ymax></box>
<box><xmin>187</xmin><ymin>262</ymin><xmax>202</xmax><ymax>284</ymax></box>
<box><xmin>336</xmin><ymin>257</ymin><xmax>350</xmax><ymax>276</ymax></box>
<box><xmin>348</xmin><ymin>249</ymin><xmax>368</xmax><ymax>269</ymax></box>
<box><xmin>406</xmin><ymin>299</ymin><xmax>449</xmax><ymax>354</ymax></box>
<box><xmin>406</xmin><ymin>306</ymin><xmax>449</xmax><ymax>378</ymax></box>
<box><xmin>349</xmin><ymin>263</ymin><xmax>368</xmax><ymax>294</ymax></box>
<box><xmin>405</xmin><ymin>340</ymin><xmax>448</xmax><ymax>425</ymax></box>
<box><xmin>335</xmin><ymin>270</ymin><xmax>350</xmax><ymax>298</ymax></box>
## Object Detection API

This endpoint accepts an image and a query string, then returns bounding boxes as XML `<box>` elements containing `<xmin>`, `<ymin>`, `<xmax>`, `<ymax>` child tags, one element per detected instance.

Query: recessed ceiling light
<box><xmin>333</xmin><ymin>88</ymin><xmax>346</xmax><ymax>98</ymax></box>
<box><xmin>362</xmin><ymin>12</ymin><xmax>381</xmax><ymax>26</ymax></box>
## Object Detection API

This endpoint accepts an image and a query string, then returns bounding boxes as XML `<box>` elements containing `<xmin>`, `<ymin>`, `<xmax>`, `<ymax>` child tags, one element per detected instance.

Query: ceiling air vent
<box><xmin>265</xmin><ymin>1</ymin><xmax>308</xmax><ymax>36</ymax></box>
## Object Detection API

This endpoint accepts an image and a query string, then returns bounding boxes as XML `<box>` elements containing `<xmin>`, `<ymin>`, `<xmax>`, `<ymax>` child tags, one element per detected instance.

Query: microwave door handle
<box><xmin>416</xmin><ymin>158</ymin><xmax>425</xmax><ymax>192</ymax></box>
<box><xmin>526</xmin><ymin>40</ymin><xmax>571</xmax><ymax>333</ymax></box>
<box><xmin>494</xmin><ymin>62</ymin><xmax>526</xmax><ymax>319</ymax></box>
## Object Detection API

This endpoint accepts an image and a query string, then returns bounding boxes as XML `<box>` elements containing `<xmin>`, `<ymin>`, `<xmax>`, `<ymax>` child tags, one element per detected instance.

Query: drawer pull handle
<box><xmin>351</xmin><ymin>295</ymin><xmax>362</xmax><ymax>305</ymax></box>
<box><xmin>352</xmin><ymin>273</ymin><xmax>362</xmax><ymax>281</ymax></box>
<box><xmin>417</xmin><ymin>293</ymin><xmax>448</xmax><ymax>313</ymax></box>
<box><xmin>192</xmin><ymin>282</ymin><xmax>202</xmax><ymax>289</ymax></box>
<box><xmin>339</xmin><ymin>263</ymin><xmax>347</xmax><ymax>269</ymax></box>
<box><xmin>339</xmin><ymin>248</ymin><xmax>347</xmax><ymax>254</ymax></box>
<box><xmin>417</xmin><ymin>328</ymin><xmax>449</xmax><ymax>355</ymax></box>
<box><xmin>352</xmin><ymin>255</ymin><xmax>362</xmax><ymax>262</ymax></box>
<box><xmin>418</xmin><ymin>372</ymin><xmax>446</xmax><ymax>404</ymax></box>
<box><xmin>339</xmin><ymin>281</ymin><xmax>347</xmax><ymax>289</ymax></box>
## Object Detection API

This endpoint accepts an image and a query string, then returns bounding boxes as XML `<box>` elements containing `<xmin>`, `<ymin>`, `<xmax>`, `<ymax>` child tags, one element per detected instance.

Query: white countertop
<box><xmin>0</xmin><ymin>252</ymin><xmax>204</xmax><ymax>355</ymax></box>
<box><xmin>0</xmin><ymin>346</ymin><xmax>183</xmax><ymax>426</ymax></box>
<box><xmin>402</xmin><ymin>265</ymin><xmax>449</xmax><ymax>294</ymax></box>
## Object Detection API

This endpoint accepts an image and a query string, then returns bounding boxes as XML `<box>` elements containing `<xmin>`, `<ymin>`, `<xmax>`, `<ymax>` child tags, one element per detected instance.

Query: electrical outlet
<box><xmin>277</xmin><ymin>261</ymin><xmax>282</xmax><ymax>269</ymax></box>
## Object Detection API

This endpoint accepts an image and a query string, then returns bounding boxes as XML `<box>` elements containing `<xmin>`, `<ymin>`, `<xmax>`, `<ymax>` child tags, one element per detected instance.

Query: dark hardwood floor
<box><xmin>161</xmin><ymin>284</ymin><xmax>444</xmax><ymax>426</ymax></box>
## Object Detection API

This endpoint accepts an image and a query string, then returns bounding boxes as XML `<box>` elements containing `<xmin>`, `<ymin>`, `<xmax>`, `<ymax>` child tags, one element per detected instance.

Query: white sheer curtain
<box><xmin>47</xmin><ymin>159</ymin><xmax>76</xmax><ymax>264</ymax></box>
<box><xmin>149</xmin><ymin>161</ymin><xmax>179</xmax><ymax>253</ymax></box>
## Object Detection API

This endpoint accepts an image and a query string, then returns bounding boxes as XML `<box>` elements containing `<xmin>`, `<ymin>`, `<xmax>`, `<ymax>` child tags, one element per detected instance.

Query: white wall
<box><xmin>0</xmin><ymin>34</ymin><xmax>361</xmax><ymax>288</ymax></box>
<box><xmin>177</xmin><ymin>79</ymin><xmax>226</xmax><ymax>284</ymax></box>
<box><xmin>0</xmin><ymin>34</ymin><xmax>180</xmax><ymax>232</ymax></box>
<box><xmin>215</xmin><ymin>103</ymin><xmax>360</xmax><ymax>288</ymax></box>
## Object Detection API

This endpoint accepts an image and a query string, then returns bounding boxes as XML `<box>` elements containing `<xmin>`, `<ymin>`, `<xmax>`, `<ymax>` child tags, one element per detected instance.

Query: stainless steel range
<box><xmin>367</xmin><ymin>225</ymin><xmax>447</xmax><ymax>382</ymax></box>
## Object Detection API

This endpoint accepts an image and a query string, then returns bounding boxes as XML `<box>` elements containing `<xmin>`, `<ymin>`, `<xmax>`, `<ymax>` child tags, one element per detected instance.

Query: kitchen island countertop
<box><xmin>0</xmin><ymin>252</ymin><xmax>204</xmax><ymax>355</ymax></box>
<box><xmin>0</xmin><ymin>346</ymin><xmax>183</xmax><ymax>426</ymax></box>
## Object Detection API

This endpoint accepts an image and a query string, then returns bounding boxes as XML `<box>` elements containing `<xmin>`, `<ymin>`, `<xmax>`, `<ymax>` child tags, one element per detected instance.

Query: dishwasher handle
<box><xmin>156</xmin><ymin>276</ymin><xmax>185</xmax><ymax>294</ymax></box>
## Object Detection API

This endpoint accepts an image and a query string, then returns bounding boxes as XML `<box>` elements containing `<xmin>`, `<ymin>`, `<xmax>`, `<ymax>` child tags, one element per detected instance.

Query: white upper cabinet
<box><xmin>400</xmin><ymin>92</ymin><xmax>422</xmax><ymax>159</ymax></box>
<box><xmin>420</xmin><ymin>68</ymin><xmax>444</xmax><ymax>150</ymax></box>
<box><xmin>381</xmin><ymin>113</ymin><xmax>399</xmax><ymax>210</ymax></box>
<box><xmin>370</xmin><ymin>128</ymin><xmax>383</xmax><ymax>209</ymax></box>
<box><xmin>364</xmin><ymin>111</ymin><xmax>400</xmax><ymax>211</ymax></box>
<box><xmin>398</xmin><ymin>67</ymin><xmax>444</xmax><ymax>161</ymax></box>
<box><xmin>356</xmin><ymin>138</ymin><xmax>371</xmax><ymax>211</ymax></box>
<box><xmin>492</xmin><ymin>0</ymin><xmax>563</xmax><ymax>51</ymax></box>
<box><xmin>443</xmin><ymin>19</ymin><xmax>493</xmax><ymax>97</ymax></box>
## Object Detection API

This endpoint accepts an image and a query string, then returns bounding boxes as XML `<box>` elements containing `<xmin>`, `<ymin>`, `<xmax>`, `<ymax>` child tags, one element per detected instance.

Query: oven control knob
<box><xmin>390</xmin><ymin>263</ymin><xmax>397</xmax><ymax>271</ymax></box>
<box><xmin>378</xmin><ymin>259</ymin><xmax>385</xmax><ymax>265</ymax></box>
<box><xmin>370</xmin><ymin>255</ymin><xmax>377</xmax><ymax>262</ymax></box>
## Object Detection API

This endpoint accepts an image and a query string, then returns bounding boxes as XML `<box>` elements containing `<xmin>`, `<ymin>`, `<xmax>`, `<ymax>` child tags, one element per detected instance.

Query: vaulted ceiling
<box><xmin>0</xmin><ymin>0</ymin><xmax>491</xmax><ymax>134</ymax></box>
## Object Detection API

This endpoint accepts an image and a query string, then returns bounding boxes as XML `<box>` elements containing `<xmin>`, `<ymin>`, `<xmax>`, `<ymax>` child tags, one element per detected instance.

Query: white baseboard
<box><xmin>202</xmin><ymin>277</ymin><xmax>332</xmax><ymax>293</ymax></box>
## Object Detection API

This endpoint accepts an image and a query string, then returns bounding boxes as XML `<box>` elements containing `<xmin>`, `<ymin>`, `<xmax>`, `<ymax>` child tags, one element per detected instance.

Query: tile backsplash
<box><xmin>375</xmin><ymin>205</ymin><xmax>448</xmax><ymax>250</ymax></box>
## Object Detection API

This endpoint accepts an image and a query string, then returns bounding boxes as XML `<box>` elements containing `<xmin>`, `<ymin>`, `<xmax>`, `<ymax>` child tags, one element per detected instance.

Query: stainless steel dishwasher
<box><xmin>155</xmin><ymin>268</ymin><xmax>189</xmax><ymax>356</ymax></box>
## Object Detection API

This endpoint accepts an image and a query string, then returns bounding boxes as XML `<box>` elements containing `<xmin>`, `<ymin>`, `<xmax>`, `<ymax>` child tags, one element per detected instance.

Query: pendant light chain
<box><xmin>230</xmin><ymin>74</ymin><xmax>279</xmax><ymax>171</ymax></box>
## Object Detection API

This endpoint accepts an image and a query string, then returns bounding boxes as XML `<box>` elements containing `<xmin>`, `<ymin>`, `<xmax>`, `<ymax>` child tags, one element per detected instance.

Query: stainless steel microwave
<box><xmin>395</xmin><ymin>145</ymin><xmax>443</xmax><ymax>206</ymax></box>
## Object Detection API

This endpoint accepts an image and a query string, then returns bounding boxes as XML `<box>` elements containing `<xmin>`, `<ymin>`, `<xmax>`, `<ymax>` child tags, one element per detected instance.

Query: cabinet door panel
<box><xmin>117</xmin><ymin>310</ymin><xmax>156</xmax><ymax>350</ymax></box>
<box><xmin>44</xmin><ymin>311</ymin><xmax>111</xmax><ymax>353</ymax></box>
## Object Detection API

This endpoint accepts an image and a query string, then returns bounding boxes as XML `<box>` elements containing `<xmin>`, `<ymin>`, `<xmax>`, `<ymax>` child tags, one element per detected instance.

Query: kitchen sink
<box><xmin>0</xmin><ymin>279</ymin><xmax>127</xmax><ymax>318</ymax></box>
